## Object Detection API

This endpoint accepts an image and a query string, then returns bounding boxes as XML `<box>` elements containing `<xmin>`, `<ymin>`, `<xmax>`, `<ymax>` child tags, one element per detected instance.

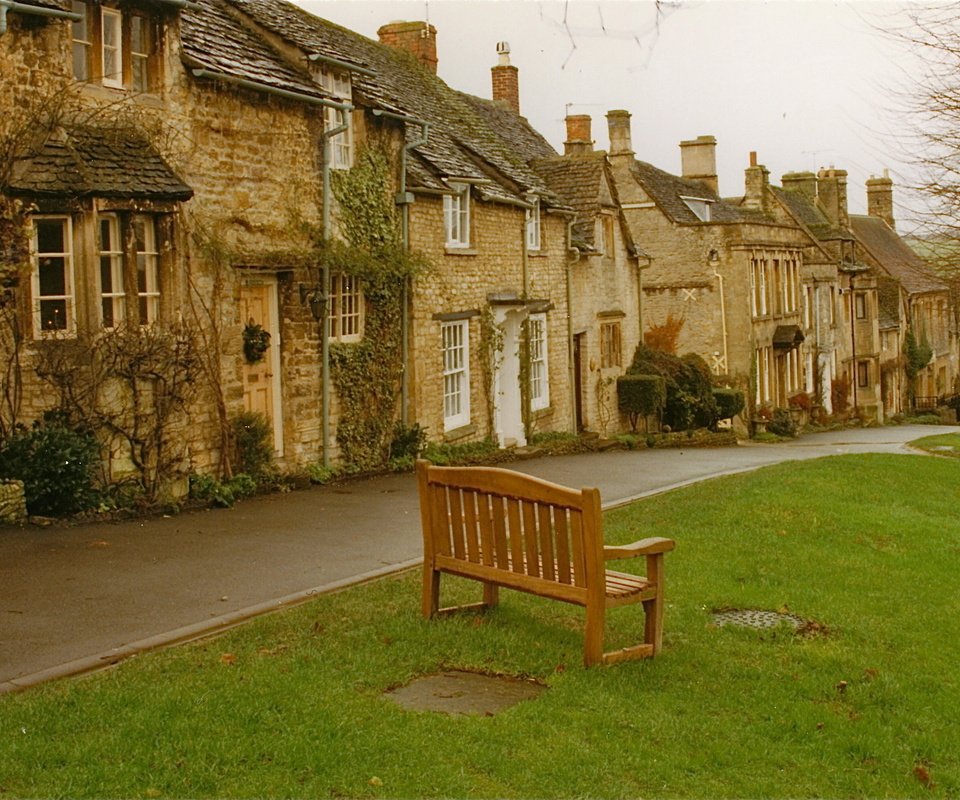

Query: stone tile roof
<box><xmin>877</xmin><ymin>274</ymin><xmax>902</xmax><ymax>330</ymax></box>
<box><xmin>181</xmin><ymin>0</ymin><xmax>331</xmax><ymax>101</ymax></box>
<box><xmin>851</xmin><ymin>214</ymin><xmax>947</xmax><ymax>295</ymax></box>
<box><xmin>531</xmin><ymin>154</ymin><xmax>605</xmax><ymax>249</ymax></box>
<box><xmin>7</xmin><ymin>125</ymin><xmax>193</xmax><ymax>201</ymax></box>
<box><xmin>628</xmin><ymin>159</ymin><xmax>747</xmax><ymax>224</ymax></box>
<box><xmin>773</xmin><ymin>187</ymin><xmax>852</xmax><ymax>241</ymax></box>
<box><xmin>184</xmin><ymin>0</ymin><xmax>562</xmax><ymax>206</ymax></box>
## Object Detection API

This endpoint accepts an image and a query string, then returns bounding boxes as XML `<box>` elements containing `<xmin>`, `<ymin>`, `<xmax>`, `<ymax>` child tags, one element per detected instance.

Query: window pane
<box><xmin>102</xmin><ymin>9</ymin><xmax>122</xmax><ymax>85</ymax></box>
<box><xmin>40</xmin><ymin>300</ymin><xmax>68</xmax><ymax>331</ymax></box>
<box><xmin>38</xmin><ymin>257</ymin><xmax>66</xmax><ymax>296</ymax></box>
<box><xmin>36</xmin><ymin>219</ymin><xmax>65</xmax><ymax>253</ymax></box>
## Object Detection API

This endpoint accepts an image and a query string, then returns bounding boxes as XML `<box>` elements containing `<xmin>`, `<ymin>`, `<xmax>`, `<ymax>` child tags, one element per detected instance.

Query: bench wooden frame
<box><xmin>416</xmin><ymin>460</ymin><xmax>675</xmax><ymax>667</ymax></box>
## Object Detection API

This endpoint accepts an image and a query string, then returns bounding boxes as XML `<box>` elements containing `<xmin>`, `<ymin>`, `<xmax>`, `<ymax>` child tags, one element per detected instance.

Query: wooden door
<box><xmin>574</xmin><ymin>333</ymin><xmax>585</xmax><ymax>432</ymax></box>
<box><xmin>240</xmin><ymin>280</ymin><xmax>282</xmax><ymax>454</ymax></box>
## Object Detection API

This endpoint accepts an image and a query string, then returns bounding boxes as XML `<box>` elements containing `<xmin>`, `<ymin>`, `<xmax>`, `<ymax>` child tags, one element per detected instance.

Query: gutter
<box><xmin>0</xmin><ymin>1</ymin><xmax>81</xmax><ymax>35</ymax></box>
<box><xmin>371</xmin><ymin>108</ymin><xmax>429</xmax><ymax>427</ymax></box>
<box><xmin>190</xmin><ymin>68</ymin><xmax>351</xmax><ymax>112</ymax></box>
<box><xmin>308</xmin><ymin>52</ymin><xmax>376</xmax><ymax>78</ymax></box>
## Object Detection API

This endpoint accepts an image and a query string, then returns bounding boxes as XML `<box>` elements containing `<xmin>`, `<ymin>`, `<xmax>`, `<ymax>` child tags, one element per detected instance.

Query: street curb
<box><xmin>0</xmin><ymin>557</ymin><xmax>423</xmax><ymax>695</ymax></box>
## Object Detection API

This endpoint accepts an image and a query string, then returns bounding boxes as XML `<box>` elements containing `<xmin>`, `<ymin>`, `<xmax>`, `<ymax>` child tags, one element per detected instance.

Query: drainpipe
<box><xmin>370</xmin><ymin>108</ymin><xmax>429</xmax><ymax>426</ymax></box>
<box><xmin>849</xmin><ymin>275</ymin><xmax>858</xmax><ymax>415</ymax></box>
<box><xmin>712</xmin><ymin>264</ymin><xmax>728</xmax><ymax>375</ymax></box>
<box><xmin>0</xmin><ymin>0</ymin><xmax>81</xmax><ymax>35</ymax></box>
<box><xmin>566</xmin><ymin>218</ymin><xmax>580</xmax><ymax>434</ymax></box>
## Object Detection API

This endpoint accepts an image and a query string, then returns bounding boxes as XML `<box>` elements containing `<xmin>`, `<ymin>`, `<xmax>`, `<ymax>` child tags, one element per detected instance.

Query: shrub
<box><xmin>617</xmin><ymin>374</ymin><xmax>665</xmax><ymax>432</ymax></box>
<box><xmin>831</xmin><ymin>375</ymin><xmax>850</xmax><ymax>416</ymax></box>
<box><xmin>767</xmin><ymin>408</ymin><xmax>798</xmax><ymax>437</ymax></box>
<box><xmin>0</xmin><ymin>413</ymin><xmax>100</xmax><ymax>516</ymax></box>
<box><xmin>628</xmin><ymin>345</ymin><xmax>718</xmax><ymax>431</ymax></box>
<box><xmin>713</xmin><ymin>388</ymin><xmax>745</xmax><ymax>421</ymax></box>
<box><xmin>189</xmin><ymin>472</ymin><xmax>257</xmax><ymax>508</ymax></box>
<box><xmin>389</xmin><ymin>422</ymin><xmax>427</xmax><ymax>461</ymax></box>
<box><xmin>422</xmin><ymin>438</ymin><xmax>498</xmax><ymax>466</ymax></box>
<box><xmin>788</xmin><ymin>392</ymin><xmax>812</xmax><ymax>412</ymax></box>
<box><xmin>230</xmin><ymin>412</ymin><xmax>274</xmax><ymax>480</ymax></box>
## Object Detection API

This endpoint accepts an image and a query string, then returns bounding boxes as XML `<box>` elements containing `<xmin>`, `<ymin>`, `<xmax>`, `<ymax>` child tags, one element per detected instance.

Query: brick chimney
<box><xmin>781</xmin><ymin>171</ymin><xmax>817</xmax><ymax>201</ymax></box>
<box><xmin>606</xmin><ymin>109</ymin><xmax>633</xmax><ymax>158</ymax></box>
<box><xmin>377</xmin><ymin>21</ymin><xmax>437</xmax><ymax>74</ymax></box>
<box><xmin>743</xmin><ymin>151</ymin><xmax>770</xmax><ymax>214</ymax></box>
<box><xmin>817</xmin><ymin>167</ymin><xmax>849</xmax><ymax>230</ymax></box>
<box><xmin>564</xmin><ymin>114</ymin><xmax>593</xmax><ymax>156</ymax></box>
<box><xmin>491</xmin><ymin>41</ymin><xmax>519</xmax><ymax>114</ymax></box>
<box><xmin>866</xmin><ymin>169</ymin><xmax>895</xmax><ymax>230</ymax></box>
<box><xmin>680</xmin><ymin>135</ymin><xmax>718</xmax><ymax>194</ymax></box>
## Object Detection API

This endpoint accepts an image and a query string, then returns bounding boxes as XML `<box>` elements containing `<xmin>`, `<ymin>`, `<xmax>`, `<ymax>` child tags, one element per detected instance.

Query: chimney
<box><xmin>679</xmin><ymin>135</ymin><xmax>718</xmax><ymax>194</ymax></box>
<box><xmin>781</xmin><ymin>171</ymin><xmax>817</xmax><ymax>201</ymax></box>
<box><xmin>564</xmin><ymin>114</ymin><xmax>593</xmax><ymax>156</ymax></box>
<box><xmin>743</xmin><ymin>152</ymin><xmax>770</xmax><ymax>213</ymax></box>
<box><xmin>817</xmin><ymin>167</ymin><xmax>849</xmax><ymax>230</ymax></box>
<box><xmin>866</xmin><ymin>169</ymin><xmax>895</xmax><ymax>230</ymax></box>
<box><xmin>606</xmin><ymin>109</ymin><xmax>633</xmax><ymax>158</ymax></box>
<box><xmin>377</xmin><ymin>21</ymin><xmax>438</xmax><ymax>74</ymax></box>
<box><xmin>491</xmin><ymin>41</ymin><xmax>519</xmax><ymax>114</ymax></box>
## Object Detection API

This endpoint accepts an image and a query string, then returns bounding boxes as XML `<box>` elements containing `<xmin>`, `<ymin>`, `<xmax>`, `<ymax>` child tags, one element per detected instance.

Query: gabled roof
<box><xmin>532</xmin><ymin>154</ymin><xmax>606</xmax><ymax>250</ymax></box>
<box><xmin>627</xmin><ymin>160</ymin><xmax>748</xmax><ymax>224</ymax></box>
<box><xmin>851</xmin><ymin>214</ymin><xmax>947</xmax><ymax>295</ymax></box>
<box><xmin>184</xmin><ymin>0</ymin><xmax>562</xmax><ymax>207</ymax></box>
<box><xmin>877</xmin><ymin>274</ymin><xmax>902</xmax><ymax>330</ymax></box>
<box><xmin>773</xmin><ymin>186</ymin><xmax>852</xmax><ymax>242</ymax></box>
<box><xmin>6</xmin><ymin>125</ymin><xmax>193</xmax><ymax>201</ymax></box>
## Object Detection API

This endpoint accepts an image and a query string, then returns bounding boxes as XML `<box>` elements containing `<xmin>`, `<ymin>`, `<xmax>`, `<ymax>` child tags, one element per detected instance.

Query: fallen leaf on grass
<box><xmin>368</xmin><ymin>776</ymin><xmax>383</xmax><ymax>787</ymax></box>
<box><xmin>913</xmin><ymin>763</ymin><xmax>935</xmax><ymax>789</ymax></box>
<box><xmin>835</xmin><ymin>680</ymin><xmax>848</xmax><ymax>694</ymax></box>
<box><xmin>220</xmin><ymin>653</ymin><xmax>237</xmax><ymax>665</ymax></box>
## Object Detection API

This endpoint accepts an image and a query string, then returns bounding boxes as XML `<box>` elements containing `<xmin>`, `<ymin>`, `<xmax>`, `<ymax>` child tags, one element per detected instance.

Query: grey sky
<box><xmin>293</xmin><ymin>1</ymin><xmax>919</xmax><ymax>219</ymax></box>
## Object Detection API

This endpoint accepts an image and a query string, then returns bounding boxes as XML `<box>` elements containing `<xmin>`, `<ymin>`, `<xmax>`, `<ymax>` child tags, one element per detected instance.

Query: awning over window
<box><xmin>7</xmin><ymin>125</ymin><xmax>193</xmax><ymax>201</ymax></box>
<box><xmin>772</xmin><ymin>324</ymin><xmax>805</xmax><ymax>350</ymax></box>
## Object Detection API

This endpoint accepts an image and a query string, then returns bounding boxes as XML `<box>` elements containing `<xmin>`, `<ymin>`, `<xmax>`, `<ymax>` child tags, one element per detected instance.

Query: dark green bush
<box><xmin>389</xmin><ymin>422</ymin><xmax>427</xmax><ymax>461</ymax></box>
<box><xmin>713</xmin><ymin>388</ymin><xmax>745</xmax><ymax>421</ymax></box>
<box><xmin>628</xmin><ymin>345</ymin><xmax>718</xmax><ymax>431</ymax></box>
<box><xmin>0</xmin><ymin>413</ymin><xmax>100</xmax><ymax>516</ymax></box>
<box><xmin>189</xmin><ymin>472</ymin><xmax>257</xmax><ymax>508</ymax></box>
<box><xmin>767</xmin><ymin>408</ymin><xmax>798</xmax><ymax>437</ymax></box>
<box><xmin>617</xmin><ymin>374</ymin><xmax>665</xmax><ymax>431</ymax></box>
<box><xmin>230</xmin><ymin>411</ymin><xmax>274</xmax><ymax>480</ymax></box>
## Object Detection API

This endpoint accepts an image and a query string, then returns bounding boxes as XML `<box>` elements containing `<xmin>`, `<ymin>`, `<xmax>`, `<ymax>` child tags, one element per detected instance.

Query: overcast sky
<box><xmin>292</xmin><ymin>0</ymin><xmax>922</xmax><ymax>220</ymax></box>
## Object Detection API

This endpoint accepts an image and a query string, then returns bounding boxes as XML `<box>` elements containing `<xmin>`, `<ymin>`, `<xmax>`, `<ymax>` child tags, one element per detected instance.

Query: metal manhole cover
<box><xmin>385</xmin><ymin>670</ymin><xmax>546</xmax><ymax>716</ymax></box>
<box><xmin>712</xmin><ymin>608</ymin><xmax>808</xmax><ymax>630</ymax></box>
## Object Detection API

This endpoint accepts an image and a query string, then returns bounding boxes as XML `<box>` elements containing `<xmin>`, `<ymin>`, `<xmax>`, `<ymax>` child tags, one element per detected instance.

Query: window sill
<box><xmin>443</xmin><ymin>423</ymin><xmax>477</xmax><ymax>442</ymax></box>
<box><xmin>527</xmin><ymin>250</ymin><xmax>547</xmax><ymax>258</ymax></box>
<box><xmin>532</xmin><ymin>405</ymin><xmax>553</xmax><ymax>420</ymax></box>
<box><xmin>80</xmin><ymin>83</ymin><xmax>163</xmax><ymax>108</ymax></box>
<box><xmin>444</xmin><ymin>246</ymin><xmax>478</xmax><ymax>256</ymax></box>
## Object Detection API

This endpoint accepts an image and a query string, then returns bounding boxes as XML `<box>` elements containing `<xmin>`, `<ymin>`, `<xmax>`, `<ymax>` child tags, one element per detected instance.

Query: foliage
<box><xmin>241</xmin><ymin>322</ymin><xmax>271</xmax><ymax>364</ymax></box>
<box><xmin>787</xmin><ymin>391</ymin><xmax>811</xmax><ymax>412</ymax></box>
<box><xmin>421</xmin><ymin>437</ymin><xmax>500</xmax><ymax>466</ymax></box>
<box><xmin>229</xmin><ymin>412</ymin><xmax>274</xmax><ymax>481</ymax></box>
<box><xmin>643</xmin><ymin>312</ymin><xmax>685</xmax><ymax>355</ymax></box>
<box><xmin>628</xmin><ymin>344</ymin><xmax>718</xmax><ymax>431</ymax></box>
<box><xmin>903</xmin><ymin>328</ymin><xmax>933</xmax><ymax>406</ymax></box>
<box><xmin>306</xmin><ymin>463</ymin><xmax>339</xmax><ymax>485</ymax></box>
<box><xmin>712</xmin><ymin>387</ymin><xmax>745</xmax><ymax>420</ymax></box>
<box><xmin>831</xmin><ymin>374</ymin><xmax>850</xmax><ymax>416</ymax></box>
<box><xmin>326</xmin><ymin>146</ymin><xmax>426</xmax><ymax>470</ymax></box>
<box><xmin>766</xmin><ymin>407</ymin><xmax>798</xmax><ymax>437</ymax></box>
<box><xmin>5</xmin><ymin>456</ymin><xmax>960</xmax><ymax>797</ymax></box>
<box><xmin>0</xmin><ymin>412</ymin><xmax>100</xmax><ymax>516</ymax></box>
<box><xmin>389</xmin><ymin>422</ymin><xmax>427</xmax><ymax>461</ymax></box>
<box><xmin>188</xmin><ymin>472</ymin><xmax>257</xmax><ymax>508</ymax></box>
<box><xmin>617</xmin><ymin>373</ymin><xmax>665</xmax><ymax>432</ymax></box>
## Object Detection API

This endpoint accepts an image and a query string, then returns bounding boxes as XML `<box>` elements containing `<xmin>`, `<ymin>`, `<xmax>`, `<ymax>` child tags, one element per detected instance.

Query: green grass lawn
<box><xmin>912</xmin><ymin>432</ymin><xmax>960</xmax><ymax>458</ymax></box>
<box><xmin>2</xmin><ymin>453</ymin><xmax>960</xmax><ymax>798</ymax></box>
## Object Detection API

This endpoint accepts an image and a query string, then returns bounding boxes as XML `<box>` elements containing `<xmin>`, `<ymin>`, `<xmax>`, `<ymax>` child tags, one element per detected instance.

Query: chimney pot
<box><xmin>491</xmin><ymin>42</ymin><xmax>520</xmax><ymax>114</ymax></box>
<box><xmin>606</xmin><ymin>109</ymin><xmax>633</xmax><ymax>158</ymax></box>
<box><xmin>564</xmin><ymin>114</ymin><xmax>593</xmax><ymax>156</ymax></box>
<box><xmin>866</xmin><ymin>171</ymin><xmax>895</xmax><ymax>230</ymax></box>
<box><xmin>817</xmin><ymin>168</ymin><xmax>850</xmax><ymax>230</ymax></box>
<box><xmin>377</xmin><ymin>21</ymin><xmax>438</xmax><ymax>74</ymax></box>
<box><xmin>680</xmin><ymin>135</ymin><xmax>718</xmax><ymax>194</ymax></box>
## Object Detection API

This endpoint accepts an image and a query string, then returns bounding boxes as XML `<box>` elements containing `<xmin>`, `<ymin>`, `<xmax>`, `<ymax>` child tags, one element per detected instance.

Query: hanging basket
<box><xmin>242</xmin><ymin>321</ymin><xmax>271</xmax><ymax>364</ymax></box>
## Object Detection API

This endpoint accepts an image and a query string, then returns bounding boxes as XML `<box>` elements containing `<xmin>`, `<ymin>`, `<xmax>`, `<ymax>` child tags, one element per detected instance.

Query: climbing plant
<box><xmin>904</xmin><ymin>327</ymin><xmax>933</xmax><ymax>408</ymax></box>
<box><xmin>326</xmin><ymin>146</ymin><xmax>426</xmax><ymax>469</ymax></box>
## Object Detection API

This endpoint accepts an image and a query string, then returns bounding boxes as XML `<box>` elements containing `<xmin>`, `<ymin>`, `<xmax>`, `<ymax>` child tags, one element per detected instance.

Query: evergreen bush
<box><xmin>230</xmin><ymin>412</ymin><xmax>274</xmax><ymax>480</ymax></box>
<box><xmin>616</xmin><ymin>374</ymin><xmax>665</xmax><ymax>431</ymax></box>
<box><xmin>713</xmin><ymin>388</ymin><xmax>745</xmax><ymax>421</ymax></box>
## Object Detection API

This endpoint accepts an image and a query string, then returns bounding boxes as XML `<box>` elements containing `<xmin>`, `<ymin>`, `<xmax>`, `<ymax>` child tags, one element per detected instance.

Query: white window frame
<box><xmin>71</xmin><ymin>1</ymin><xmax>91</xmax><ymax>81</ymax></box>
<box><xmin>130</xmin><ymin>13</ymin><xmax>151</xmax><ymax>93</ymax></box>
<box><xmin>329</xmin><ymin>272</ymin><xmax>363</xmax><ymax>342</ymax></box>
<box><xmin>681</xmin><ymin>196</ymin><xmax>713</xmax><ymax>222</ymax></box>
<box><xmin>31</xmin><ymin>216</ymin><xmax>76</xmax><ymax>337</ymax></box>
<box><xmin>134</xmin><ymin>215</ymin><xmax>159</xmax><ymax>326</ymax></box>
<box><xmin>526</xmin><ymin>198</ymin><xmax>541</xmax><ymax>252</ymax></box>
<box><xmin>101</xmin><ymin>7</ymin><xmax>123</xmax><ymax>88</ymax></box>
<box><xmin>98</xmin><ymin>214</ymin><xmax>126</xmax><ymax>328</ymax></box>
<box><xmin>443</xmin><ymin>184</ymin><xmax>470</xmax><ymax>248</ymax></box>
<box><xmin>528</xmin><ymin>313</ymin><xmax>549</xmax><ymax>411</ymax></box>
<box><xmin>442</xmin><ymin>319</ymin><xmax>470</xmax><ymax>430</ymax></box>
<box><xmin>324</xmin><ymin>106</ymin><xmax>352</xmax><ymax>170</ymax></box>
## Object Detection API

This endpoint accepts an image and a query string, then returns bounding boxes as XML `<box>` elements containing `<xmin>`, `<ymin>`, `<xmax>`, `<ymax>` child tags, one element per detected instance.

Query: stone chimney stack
<box><xmin>781</xmin><ymin>171</ymin><xmax>817</xmax><ymax>202</ymax></box>
<box><xmin>564</xmin><ymin>114</ymin><xmax>593</xmax><ymax>156</ymax></box>
<box><xmin>817</xmin><ymin>167</ymin><xmax>849</xmax><ymax>230</ymax></box>
<box><xmin>491</xmin><ymin>41</ymin><xmax>519</xmax><ymax>114</ymax></box>
<box><xmin>866</xmin><ymin>169</ymin><xmax>895</xmax><ymax>230</ymax></box>
<box><xmin>606</xmin><ymin>110</ymin><xmax>633</xmax><ymax>158</ymax></box>
<box><xmin>377</xmin><ymin>21</ymin><xmax>438</xmax><ymax>74</ymax></box>
<box><xmin>680</xmin><ymin>135</ymin><xmax>718</xmax><ymax>194</ymax></box>
<box><xmin>743</xmin><ymin>151</ymin><xmax>770</xmax><ymax>213</ymax></box>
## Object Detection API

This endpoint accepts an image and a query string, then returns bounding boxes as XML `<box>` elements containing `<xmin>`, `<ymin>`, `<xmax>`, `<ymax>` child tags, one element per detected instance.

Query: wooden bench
<box><xmin>416</xmin><ymin>460</ymin><xmax>675</xmax><ymax>667</ymax></box>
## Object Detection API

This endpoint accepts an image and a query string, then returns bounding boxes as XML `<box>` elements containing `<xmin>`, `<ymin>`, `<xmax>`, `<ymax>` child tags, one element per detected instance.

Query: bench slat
<box><xmin>569</xmin><ymin>509</ymin><xmax>586</xmax><ymax>588</ymax></box>
<box><xmin>555</xmin><ymin>506</ymin><xmax>572</xmax><ymax>585</ymax></box>
<box><xmin>537</xmin><ymin>502</ymin><xmax>555</xmax><ymax>582</ymax></box>
<box><xmin>477</xmin><ymin>491</ymin><xmax>496</xmax><ymax>567</ymax></box>
<box><xmin>463</xmin><ymin>489</ymin><xmax>480</xmax><ymax>563</ymax></box>
<box><xmin>449</xmin><ymin>487</ymin><xmax>465</xmax><ymax>560</ymax></box>
<box><xmin>435</xmin><ymin>554</ymin><xmax>589</xmax><ymax>605</ymax></box>
<box><xmin>492</xmin><ymin>495</ymin><xmax>510</xmax><ymax>571</ymax></box>
<box><xmin>507</xmin><ymin>497</ymin><xmax>525</xmax><ymax>574</ymax></box>
<box><xmin>521</xmin><ymin>500</ymin><xmax>539</xmax><ymax>578</ymax></box>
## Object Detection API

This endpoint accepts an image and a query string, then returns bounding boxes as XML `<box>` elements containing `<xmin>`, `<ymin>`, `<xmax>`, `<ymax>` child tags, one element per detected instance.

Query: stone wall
<box><xmin>0</xmin><ymin>479</ymin><xmax>27</xmax><ymax>526</ymax></box>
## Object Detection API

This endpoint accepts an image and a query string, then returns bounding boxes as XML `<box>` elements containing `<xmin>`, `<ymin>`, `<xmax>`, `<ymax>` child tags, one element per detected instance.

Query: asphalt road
<box><xmin>1</xmin><ymin>424</ymin><xmax>953</xmax><ymax>692</ymax></box>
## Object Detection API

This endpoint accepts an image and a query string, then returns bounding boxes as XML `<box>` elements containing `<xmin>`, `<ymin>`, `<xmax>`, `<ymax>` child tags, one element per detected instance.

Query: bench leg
<box><xmin>644</xmin><ymin>553</ymin><xmax>666</xmax><ymax>653</ymax></box>
<box><xmin>482</xmin><ymin>582</ymin><xmax>499</xmax><ymax>609</ymax></box>
<box><xmin>422</xmin><ymin>563</ymin><xmax>440</xmax><ymax>619</ymax></box>
<box><xmin>584</xmin><ymin>602</ymin><xmax>605</xmax><ymax>667</ymax></box>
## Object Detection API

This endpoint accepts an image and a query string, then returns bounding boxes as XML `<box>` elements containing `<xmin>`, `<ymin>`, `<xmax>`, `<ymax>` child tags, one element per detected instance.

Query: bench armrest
<box><xmin>604</xmin><ymin>536</ymin><xmax>675</xmax><ymax>561</ymax></box>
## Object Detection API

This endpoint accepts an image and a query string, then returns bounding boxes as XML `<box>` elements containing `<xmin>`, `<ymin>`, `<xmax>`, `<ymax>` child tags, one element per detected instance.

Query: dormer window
<box><xmin>71</xmin><ymin>2</ymin><xmax>159</xmax><ymax>94</ymax></box>
<box><xmin>681</xmin><ymin>196</ymin><xmax>713</xmax><ymax>222</ymax></box>
<box><xmin>314</xmin><ymin>65</ymin><xmax>352</xmax><ymax>100</ymax></box>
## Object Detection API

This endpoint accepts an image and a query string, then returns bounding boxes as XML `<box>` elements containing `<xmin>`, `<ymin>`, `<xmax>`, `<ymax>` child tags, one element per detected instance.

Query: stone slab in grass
<box><xmin>385</xmin><ymin>670</ymin><xmax>546</xmax><ymax>716</ymax></box>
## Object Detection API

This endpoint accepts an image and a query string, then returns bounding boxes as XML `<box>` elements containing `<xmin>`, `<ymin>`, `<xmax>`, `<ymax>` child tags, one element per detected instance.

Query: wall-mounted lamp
<box><xmin>299</xmin><ymin>283</ymin><xmax>327</xmax><ymax>322</ymax></box>
<box><xmin>707</xmin><ymin>249</ymin><xmax>720</xmax><ymax>267</ymax></box>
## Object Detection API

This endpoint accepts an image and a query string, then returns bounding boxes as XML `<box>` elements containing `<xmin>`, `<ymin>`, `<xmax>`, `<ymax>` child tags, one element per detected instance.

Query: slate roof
<box><xmin>180</xmin><ymin>0</ymin><xmax>331</xmax><ymax>101</ymax></box>
<box><xmin>531</xmin><ymin>154</ymin><xmax>606</xmax><ymax>249</ymax></box>
<box><xmin>877</xmin><ymin>274</ymin><xmax>902</xmax><ymax>330</ymax></box>
<box><xmin>628</xmin><ymin>159</ymin><xmax>748</xmax><ymax>224</ymax></box>
<box><xmin>180</xmin><ymin>0</ymin><xmax>562</xmax><ymax>206</ymax></box>
<box><xmin>773</xmin><ymin>186</ymin><xmax>853</xmax><ymax>241</ymax></box>
<box><xmin>6</xmin><ymin>125</ymin><xmax>193</xmax><ymax>201</ymax></box>
<box><xmin>851</xmin><ymin>214</ymin><xmax>947</xmax><ymax>295</ymax></box>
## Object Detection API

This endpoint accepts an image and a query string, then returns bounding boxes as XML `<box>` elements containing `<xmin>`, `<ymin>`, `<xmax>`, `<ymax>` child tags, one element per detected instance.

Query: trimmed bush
<box><xmin>713</xmin><ymin>388</ymin><xmax>745</xmax><ymax>421</ymax></box>
<box><xmin>628</xmin><ymin>345</ymin><xmax>718</xmax><ymax>431</ymax></box>
<box><xmin>0</xmin><ymin>413</ymin><xmax>100</xmax><ymax>516</ymax></box>
<box><xmin>617</xmin><ymin>374</ymin><xmax>665</xmax><ymax>432</ymax></box>
<box><xmin>767</xmin><ymin>407</ymin><xmax>798</xmax><ymax>437</ymax></box>
<box><xmin>230</xmin><ymin>412</ymin><xmax>274</xmax><ymax>480</ymax></box>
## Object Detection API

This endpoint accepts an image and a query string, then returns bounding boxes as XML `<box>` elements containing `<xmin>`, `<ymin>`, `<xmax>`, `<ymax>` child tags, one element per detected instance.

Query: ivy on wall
<box><xmin>326</xmin><ymin>146</ymin><xmax>425</xmax><ymax>469</ymax></box>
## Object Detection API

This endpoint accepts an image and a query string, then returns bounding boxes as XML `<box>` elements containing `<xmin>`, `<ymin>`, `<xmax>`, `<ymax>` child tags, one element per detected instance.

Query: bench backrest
<box><xmin>416</xmin><ymin>460</ymin><xmax>605</xmax><ymax>602</ymax></box>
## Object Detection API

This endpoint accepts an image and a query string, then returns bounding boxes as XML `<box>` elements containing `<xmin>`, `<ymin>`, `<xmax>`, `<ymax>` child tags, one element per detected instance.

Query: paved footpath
<box><xmin>1</xmin><ymin>424</ymin><xmax>953</xmax><ymax>692</ymax></box>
